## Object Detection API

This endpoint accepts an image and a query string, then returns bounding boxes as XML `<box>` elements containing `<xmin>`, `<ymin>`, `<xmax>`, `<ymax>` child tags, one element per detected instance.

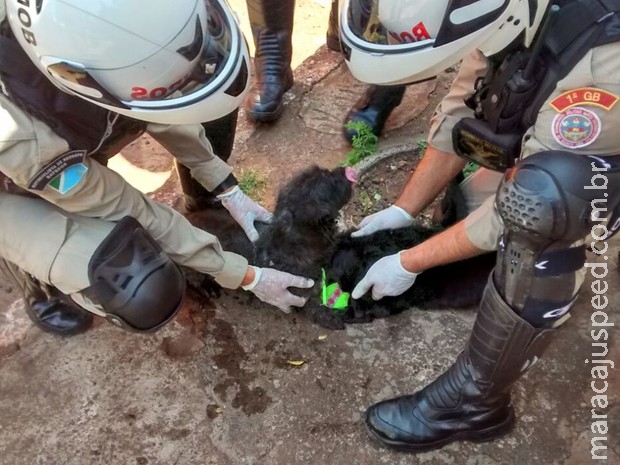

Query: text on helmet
<box><xmin>388</xmin><ymin>21</ymin><xmax>431</xmax><ymax>44</ymax></box>
<box><xmin>15</xmin><ymin>0</ymin><xmax>37</xmax><ymax>46</ymax></box>
<box><xmin>131</xmin><ymin>74</ymin><xmax>191</xmax><ymax>101</ymax></box>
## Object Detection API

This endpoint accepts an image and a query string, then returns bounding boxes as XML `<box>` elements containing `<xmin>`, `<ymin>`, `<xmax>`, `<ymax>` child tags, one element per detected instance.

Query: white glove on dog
<box><xmin>217</xmin><ymin>186</ymin><xmax>273</xmax><ymax>242</ymax></box>
<box><xmin>351</xmin><ymin>205</ymin><xmax>414</xmax><ymax>237</ymax></box>
<box><xmin>242</xmin><ymin>266</ymin><xmax>315</xmax><ymax>313</ymax></box>
<box><xmin>352</xmin><ymin>252</ymin><xmax>419</xmax><ymax>301</ymax></box>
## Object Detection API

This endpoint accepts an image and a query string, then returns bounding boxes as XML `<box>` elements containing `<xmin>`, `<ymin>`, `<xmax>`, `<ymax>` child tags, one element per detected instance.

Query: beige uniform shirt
<box><xmin>428</xmin><ymin>44</ymin><xmax>620</xmax><ymax>250</ymax></box>
<box><xmin>0</xmin><ymin>92</ymin><xmax>248</xmax><ymax>290</ymax></box>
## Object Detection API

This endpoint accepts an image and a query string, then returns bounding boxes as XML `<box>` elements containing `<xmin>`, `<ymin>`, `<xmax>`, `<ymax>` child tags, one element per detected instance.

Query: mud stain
<box><xmin>207</xmin><ymin>311</ymin><xmax>273</xmax><ymax>415</ymax></box>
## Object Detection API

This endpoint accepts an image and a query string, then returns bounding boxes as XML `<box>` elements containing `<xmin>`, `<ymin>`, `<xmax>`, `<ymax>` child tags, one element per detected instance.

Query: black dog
<box><xmin>185</xmin><ymin>166</ymin><xmax>355</xmax><ymax>329</ymax></box>
<box><xmin>253</xmin><ymin>166</ymin><xmax>356</xmax><ymax>278</ymax></box>
<box><xmin>328</xmin><ymin>227</ymin><xmax>496</xmax><ymax>324</ymax></box>
<box><xmin>186</xmin><ymin>165</ymin><xmax>495</xmax><ymax>329</ymax></box>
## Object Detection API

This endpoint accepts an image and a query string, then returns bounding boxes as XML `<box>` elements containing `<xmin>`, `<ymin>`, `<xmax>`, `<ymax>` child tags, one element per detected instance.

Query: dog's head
<box><xmin>273</xmin><ymin>165</ymin><xmax>356</xmax><ymax>225</ymax></box>
<box><xmin>253</xmin><ymin>165</ymin><xmax>357</xmax><ymax>277</ymax></box>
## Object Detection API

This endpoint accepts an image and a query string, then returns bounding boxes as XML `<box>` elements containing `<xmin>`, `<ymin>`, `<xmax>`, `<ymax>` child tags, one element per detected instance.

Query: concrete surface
<box><xmin>1</xmin><ymin>1</ymin><xmax>619</xmax><ymax>464</ymax></box>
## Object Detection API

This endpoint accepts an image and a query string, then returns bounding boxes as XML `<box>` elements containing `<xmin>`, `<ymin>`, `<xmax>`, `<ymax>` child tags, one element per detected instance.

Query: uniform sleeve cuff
<box><xmin>212</xmin><ymin>174</ymin><xmax>238</xmax><ymax>196</ymax></box>
<box><xmin>212</xmin><ymin>251</ymin><xmax>249</xmax><ymax>289</ymax></box>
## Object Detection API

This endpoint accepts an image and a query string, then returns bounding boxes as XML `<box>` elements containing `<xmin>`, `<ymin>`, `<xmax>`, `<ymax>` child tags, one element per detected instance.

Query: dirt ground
<box><xmin>341</xmin><ymin>149</ymin><xmax>447</xmax><ymax>230</ymax></box>
<box><xmin>1</xmin><ymin>2</ymin><xmax>619</xmax><ymax>465</ymax></box>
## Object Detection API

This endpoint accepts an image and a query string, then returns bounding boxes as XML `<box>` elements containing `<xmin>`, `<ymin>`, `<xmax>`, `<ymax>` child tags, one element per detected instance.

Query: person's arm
<box><xmin>394</xmin><ymin>144</ymin><xmax>467</xmax><ymax>217</ymax></box>
<box><xmin>149</xmin><ymin>123</ymin><xmax>273</xmax><ymax>241</ymax></box>
<box><xmin>0</xmin><ymin>97</ymin><xmax>249</xmax><ymax>288</ymax></box>
<box><xmin>352</xmin><ymin>220</ymin><xmax>487</xmax><ymax>301</ymax></box>
<box><xmin>241</xmin><ymin>265</ymin><xmax>256</xmax><ymax>287</ymax></box>
<box><xmin>352</xmin><ymin>51</ymin><xmax>491</xmax><ymax>237</ymax></box>
<box><xmin>351</xmin><ymin>145</ymin><xmax>466</xmax><ymax>237</ymax></box>
<box><xmin>400</xmin><ymin>220</ymin><xmax>484</xmax><ymax>273</ymax></box>
<box><xmin>146</xmin><ymin>122</ymin><xmax>233</xmax><ymax>191</ymax></box>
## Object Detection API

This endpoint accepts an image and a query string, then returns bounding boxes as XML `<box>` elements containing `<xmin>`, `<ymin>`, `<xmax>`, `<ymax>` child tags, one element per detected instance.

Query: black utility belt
<box><xmin>452</xmin><ymin>118</ymin><xmax>523</xmax><ymax>172</ymax></box>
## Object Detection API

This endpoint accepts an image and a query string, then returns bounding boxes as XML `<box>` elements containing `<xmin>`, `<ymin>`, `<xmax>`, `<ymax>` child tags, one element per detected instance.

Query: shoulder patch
<box><xmin>552</xmin><ymin>107</ymin><xmax>601</xmax><ymax>149</ymax></box>
<box><xmin>550</xmin><ymin>88</ymin><xmax>618</xmax><ymax>112</ymax></box>
<box><xmin>28</xmin><ymin>150</ymin><xmax>89</xmax><ymax>194</ymax></box>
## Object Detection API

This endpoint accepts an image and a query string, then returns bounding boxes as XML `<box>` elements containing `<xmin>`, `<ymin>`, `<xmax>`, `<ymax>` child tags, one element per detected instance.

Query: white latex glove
<box><xmin>242</xmin><ymin>266</ymin><xmax>315</xmax><ymax>313</ymax></box>
<box><xmin>351</xmin><ymin>252</ymin><xmax>419</xmax><ymax>301</ymax></box>
<box><xmin>351</xmin><ymin>205</ymin><xmax>414</xmax><ymax>237</ymax></box>
<box><xmin>217</xmin><ymin>186</ymin><xmax>273</xmax><ymax>242</ymax></box>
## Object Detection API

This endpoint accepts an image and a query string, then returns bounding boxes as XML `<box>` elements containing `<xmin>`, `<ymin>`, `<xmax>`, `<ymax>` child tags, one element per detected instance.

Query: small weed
<box><xmin>358</xmin><ymin>191</ymin><xmax>373</xmax><ymax>215</ymax></box>
<box><xmin>343</xmin><ymin>121</ymin><xmax>379</xmax><ymax>167</ymax></box>
<box><xmin>463</xmin><ymin>161</ymin><xmax>480</xmax><ymax>179</ymax></box>
<box><xmin>237</xmin><ymin>168</ymin><xmax>267</xmax><ymax>201</ymax></box>
<box><xmin>358</xmin><ymin>190</ymin><xmax>382</xmax><ymax>216</ymax></box>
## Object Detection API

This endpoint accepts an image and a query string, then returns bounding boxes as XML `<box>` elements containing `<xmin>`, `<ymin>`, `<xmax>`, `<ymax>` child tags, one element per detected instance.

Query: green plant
<box><xmin>358</xmin><ymin>190</ymin><xmax>374</xmax><ymax>215</ymax></box>
<box><xmin>463</xmin><ymin>161</ymin><xmax>480</xmax><ymax>179</ymax></box>
<box><xmin>358</xmin><ymin>190</ymin><xmax>382</xmax><ymax>216</ymax></box>
<box><xmin>237</xmin><ymin>168</ymin><xmax>267</xmax><ymax>201</ymax></box>
<box><xmin>342</xmin><ymin>121</ymin><xmax>379</xmax><ymax>167</ymax></box>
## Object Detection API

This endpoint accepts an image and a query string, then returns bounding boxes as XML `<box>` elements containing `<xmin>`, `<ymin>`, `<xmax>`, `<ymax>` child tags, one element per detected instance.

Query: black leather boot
<box><xmin>177</xmin><ymin>110</ymin><xmax>239</xmax><ymax>212</ymax></box>
<box><xmin>326</xmin><ymin>0</ymin><xmax>341</xmax><ymax>51</ymax></box>
<box><xmin>0</xmin><ymin>259</ymin><xmax>93</xmax><ymax>336</ymax></box>
<box><xmin>245</xmin><ymin>0</ymin><xmax>295</xmax><ymax>122</ymax></box>
<box><xmin>364</xmin><ymin>278</ymin><xmax>557</xmax><ymax>452</ymax></box>
<box><xmin>343</xmin><ymin>85</ymin><xmax>407</xmax><ymax>144</ymax></box>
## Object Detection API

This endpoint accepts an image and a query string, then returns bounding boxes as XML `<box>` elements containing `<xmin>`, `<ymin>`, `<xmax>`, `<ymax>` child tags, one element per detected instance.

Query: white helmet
<box><xmin>340</xmin><ymin>0</ymin><xmax>550</xmax><ymax>85</ymax></box>
<box><xmin>5</xmin><ymin>0</ymin><xmax>251</xmax><ymax>124</ymax></box>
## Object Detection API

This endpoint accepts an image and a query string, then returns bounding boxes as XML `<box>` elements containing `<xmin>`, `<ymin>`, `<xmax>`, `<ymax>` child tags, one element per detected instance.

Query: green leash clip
<box><xmin>321</xmin><ymin>268</ymin><xmax>349</xmax><ymax>311</ymax></box>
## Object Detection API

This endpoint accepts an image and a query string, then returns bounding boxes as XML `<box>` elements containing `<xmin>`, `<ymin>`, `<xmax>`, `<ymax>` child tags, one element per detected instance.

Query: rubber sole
<box><xmin>25</xmin><ymin>301</ymin><xmax>94</xmax><ymax>337</ymax></box>
<box><xmin>248</xmin><ymin>103</ymin><xmax>285</xmax><ymax>123</ymax></box>
<box><xmin>364</xmin><ymin>409</ymin><xmax>516</xmax><ymax>453</ymax></box>
<box><xmin>246</xmin><ymin>71</ymin><xmax>294</xmax><ymax>123</ymax></box>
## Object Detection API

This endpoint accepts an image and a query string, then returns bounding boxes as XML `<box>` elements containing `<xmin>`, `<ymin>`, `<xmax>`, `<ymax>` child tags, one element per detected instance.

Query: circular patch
<box><xmin>552</xmin><ymin>107</ymin><xmax>601</xmax><ymax>148</ymax></box>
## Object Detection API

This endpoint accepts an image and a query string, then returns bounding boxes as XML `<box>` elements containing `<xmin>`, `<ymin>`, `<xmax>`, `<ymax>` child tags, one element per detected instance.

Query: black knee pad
<box><xmin>83</xmin><ymin>216</ymin><xmax>185</xmax><ymax>332</ymax></box>
<box><xmin>494</xmin><ymin>151</ymin><xmax>620</xmax><ymax>322</ymax></box>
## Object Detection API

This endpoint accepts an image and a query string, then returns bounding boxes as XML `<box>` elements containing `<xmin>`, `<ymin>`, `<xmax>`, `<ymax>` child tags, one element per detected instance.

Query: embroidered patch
<box><xmin>552</xmin><ymin>107</ymin><xmax>601</xmax><ymax>148</ymax></box>
<box><xmin>28</xmin><ymin>150</ymin><xmax>88</xmax><ymax>193</ymax></box>
<box><xmin>550</xmin><ymin>87</ymin><xmax>618</xmax><ymax>112</ymax></box>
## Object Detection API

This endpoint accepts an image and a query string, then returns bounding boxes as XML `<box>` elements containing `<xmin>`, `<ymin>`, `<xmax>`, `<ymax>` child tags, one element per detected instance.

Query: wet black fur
<box><xmin>328</xmin><ymin>228</ymin><xmax>496</xmax><ymax>324</ymax></box>
<box><xmin>185</xmin><ymin>166</ymin><xmax>354</xmax><ymax>329</ymax></box>
<box><xmin>186</xmin><ymin>165</ymin><xmax>495</xmax><ymax>330</ymax></box>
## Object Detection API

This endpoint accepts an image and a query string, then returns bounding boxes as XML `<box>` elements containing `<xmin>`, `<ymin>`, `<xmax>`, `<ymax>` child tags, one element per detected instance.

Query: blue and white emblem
<box><xmin>28</xmin><ymin>150</ymin><xmax>89</xmax><ymax>194</ymax></box>
<box><xmin>552</xmin><ymin>107</ymin><xmax>601</xmax><ymax>148</ymax></box>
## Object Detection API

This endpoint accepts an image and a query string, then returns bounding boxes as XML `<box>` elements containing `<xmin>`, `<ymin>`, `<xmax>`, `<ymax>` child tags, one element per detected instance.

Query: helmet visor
<box><xmin>46</xmin><ymin>0</ymin><xmax>247</xmax><ymax>111</ymax></box>
<box><xmin>343</xmin><ymin>0</ymin><xmax>441</xmax><ymax>53</ymax></box>
<box><xmin>343</xmin><ymin>0</ymin><xmax>511</xmax><ymax>52</ymax></box>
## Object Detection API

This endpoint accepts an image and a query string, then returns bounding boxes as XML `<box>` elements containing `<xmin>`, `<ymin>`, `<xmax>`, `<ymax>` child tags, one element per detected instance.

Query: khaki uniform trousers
<box><xmin>0</xmin><ymin>94</ymin><xmax>248</xmax><ymax>314</ymax></box>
